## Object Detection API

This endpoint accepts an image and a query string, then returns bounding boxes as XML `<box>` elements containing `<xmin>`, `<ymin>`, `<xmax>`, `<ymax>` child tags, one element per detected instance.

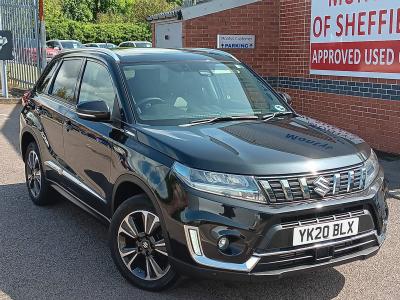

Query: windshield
<box><xmin>122</xmin><ymin>61</ymin><xmax>289</xmax><ymax>125</ymax></box>
<box><xmin>61</xmin><ymin>41</ymin><xmax>83</xmax><ymax>49</ymax></box>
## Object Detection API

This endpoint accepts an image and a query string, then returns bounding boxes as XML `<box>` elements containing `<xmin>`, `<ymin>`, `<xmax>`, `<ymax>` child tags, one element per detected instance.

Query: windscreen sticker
<box><xmin>274</xmin><ymin>105</ymin><xmax>286</xmax><ymax>112</ymax></box>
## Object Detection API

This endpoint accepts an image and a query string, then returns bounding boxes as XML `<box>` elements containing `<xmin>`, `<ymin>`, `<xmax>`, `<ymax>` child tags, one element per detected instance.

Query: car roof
<box><xmin>121</xmin><ymin>41</ymin><xmax>151</xmax><ymax>43</ymax></box>
<box><xmin>48</xmin><ymin>39</ymin><xmax>81</xmax><ymax>43</ymax></box>
<box><xmin>59</xmin><ymin>48</ymin><xmax>239</xmax><ymax>64</ymax></box>
<box><xmin>87</xmin><ymin>42</ymin><xmax>114</xmax><ymax>45</ymax></box>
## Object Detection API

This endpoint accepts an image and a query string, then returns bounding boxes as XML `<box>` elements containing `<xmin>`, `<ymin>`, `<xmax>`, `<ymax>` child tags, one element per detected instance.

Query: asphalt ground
<box><xmin>0</xmin><ymin>104</ymin><xmax>399</xmax><ymax>300</ymax></box>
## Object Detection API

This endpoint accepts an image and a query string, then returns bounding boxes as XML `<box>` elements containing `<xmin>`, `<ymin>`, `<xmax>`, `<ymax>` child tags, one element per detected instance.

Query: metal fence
<box><xmin>0</xmin><ymin>0</ymin><xmax>46</xmax><ymax>89</ymax></box>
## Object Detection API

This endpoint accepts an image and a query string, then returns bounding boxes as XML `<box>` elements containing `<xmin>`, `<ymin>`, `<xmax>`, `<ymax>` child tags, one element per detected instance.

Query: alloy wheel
<box><xmin>117</xmin><ymin>210</ymin><xmax>170</xmax><ymax>281</ymax></box>
<box><xmin>26</xmin><ymin>150</ymin><xmax>41</xmax><ymax>198</ymax></box>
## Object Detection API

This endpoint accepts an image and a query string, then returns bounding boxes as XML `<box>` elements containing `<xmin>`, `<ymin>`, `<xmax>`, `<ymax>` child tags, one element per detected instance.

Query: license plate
<box><xmin>293</xmin><ymin>218</ymin><xmax>359</xmax><ymax>246</ymax></box>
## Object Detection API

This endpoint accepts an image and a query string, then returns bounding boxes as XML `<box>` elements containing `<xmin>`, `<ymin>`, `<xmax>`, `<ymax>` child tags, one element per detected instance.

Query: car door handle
<box><xmin>65</xmin><ymin>120</ymin><xmax>73</xmax><ymax>132</ymax></box>
<box><xmin>35</xmin><ymin>105</ymin><xmax>43</xmax><ymax>114</ymax></box>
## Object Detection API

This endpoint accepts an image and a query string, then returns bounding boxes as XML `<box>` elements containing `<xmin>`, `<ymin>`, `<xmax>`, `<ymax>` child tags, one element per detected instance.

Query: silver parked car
<box><xmin>84</xmin><ymin>42</ymin><xmax>117</xmax><ymax>49</ymax></box>
<box><xmin>118</xmin><ymin>41</ymin><xmax>152</xmax><ymax>48</ymax></box>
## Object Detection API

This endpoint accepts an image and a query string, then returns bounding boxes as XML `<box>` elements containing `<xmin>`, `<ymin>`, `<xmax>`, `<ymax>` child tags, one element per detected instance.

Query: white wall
<box><xmin>155</xmin><ymin>22</ymin><xmax>183</xmax><ymax>48</ymax></box>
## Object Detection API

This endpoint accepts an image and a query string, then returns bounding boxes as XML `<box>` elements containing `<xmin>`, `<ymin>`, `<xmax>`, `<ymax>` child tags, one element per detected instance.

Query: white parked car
<box><xmin>118</xmin><ymin>41</ymin><xmax>152</xmax><ymax>48</ymax></box>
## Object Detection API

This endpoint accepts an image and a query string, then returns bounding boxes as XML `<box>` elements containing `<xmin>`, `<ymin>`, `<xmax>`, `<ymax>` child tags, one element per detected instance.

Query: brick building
<box><xmin>148</xmin><ymin>0</ymin><xmax>400</xmax><ymax>154</ymax></box>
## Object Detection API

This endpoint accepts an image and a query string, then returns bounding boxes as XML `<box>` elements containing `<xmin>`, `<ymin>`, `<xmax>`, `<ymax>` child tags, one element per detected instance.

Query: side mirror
<box><xmin>279</xmin><ymin>92</ymin><xmax>293</xmax><ymax>106</ymax></box>
<box><xmin>76</xmin><ymin>100</ymin><xmax>111</xmax><ymax>121</ymax></box>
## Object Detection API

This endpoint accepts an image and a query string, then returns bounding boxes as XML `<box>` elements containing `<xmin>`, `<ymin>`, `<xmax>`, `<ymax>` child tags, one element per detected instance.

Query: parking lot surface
<box><xmin>0</xmin><ymin>104</ymin><xmax>399</xmax><ymax>300</ymax></box>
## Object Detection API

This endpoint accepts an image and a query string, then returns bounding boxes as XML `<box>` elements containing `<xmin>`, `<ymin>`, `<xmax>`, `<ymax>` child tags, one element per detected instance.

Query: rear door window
<box><xmin>50</xmin><ymin>59</ymin><xmax>82</xmax><ymax>104</ymax></box>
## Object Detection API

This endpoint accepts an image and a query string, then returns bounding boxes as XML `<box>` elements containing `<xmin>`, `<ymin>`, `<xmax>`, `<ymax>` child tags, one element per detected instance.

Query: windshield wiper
<box><xmin>180</xmin><ymin>115</ymin><xmax>259</xmax><ymax>127</ymax></box>
<box><xmin>262</xmin><ymin>111</ymin><xmax>294</xmax><ymax>122</ymax></box>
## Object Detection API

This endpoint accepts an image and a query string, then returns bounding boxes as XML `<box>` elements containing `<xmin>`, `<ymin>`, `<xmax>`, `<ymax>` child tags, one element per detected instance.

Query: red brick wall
<box><xmin>279</xmin><ymin>0</ymin><xmax>400</xmax><ymax>154</ymax></box>
<box><xmin>183</xmin><ymin>0</ymin><xmax>280</xmax><ymax>78</ymax></box>
<box><xmin>283</xmin><ymin>88</ymin><xmax>400</xmax><ymax>153</ymax></box>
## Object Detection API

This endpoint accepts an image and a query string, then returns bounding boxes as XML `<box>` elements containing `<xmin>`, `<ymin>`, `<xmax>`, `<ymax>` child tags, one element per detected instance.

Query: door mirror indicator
<box><xmin>76</xmin><ymin>100</ymin><xmax>111</xmax><ymax>121</ymax></box>
<box><xmin>279</xmin><ymin>92</ymin><xmax>293</xmax><ymax>106</ymax></box>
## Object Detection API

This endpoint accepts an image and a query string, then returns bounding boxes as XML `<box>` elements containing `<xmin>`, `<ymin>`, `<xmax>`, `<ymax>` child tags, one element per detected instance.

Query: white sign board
<box><xmin>310</xmin><ymin>0</ymin><xmax>400</xmax><ymax>79</ymax></box>
<box><xmin>217</xmin><ymin>35</ymin><xmax>255</xmax><ymax>49</ymax></box>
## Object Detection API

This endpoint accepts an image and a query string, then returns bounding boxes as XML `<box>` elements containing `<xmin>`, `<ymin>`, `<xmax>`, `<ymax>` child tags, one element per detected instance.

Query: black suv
<box><xmin>20</xmin><ymin>48</ymin><xmax>389</xmax><ymax>291</ymax></box>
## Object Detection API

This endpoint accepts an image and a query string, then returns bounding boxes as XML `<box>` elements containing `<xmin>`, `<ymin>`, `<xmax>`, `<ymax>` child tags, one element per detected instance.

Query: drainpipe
<box><xmin>0</xmin><ymin>11</ymin><xmax>8</xmax><ymax>98</ymax></box>
<box><xmin>39</xmin><ymin>0</ymin><xmax>47</xmax><ymax>71</ymax></box>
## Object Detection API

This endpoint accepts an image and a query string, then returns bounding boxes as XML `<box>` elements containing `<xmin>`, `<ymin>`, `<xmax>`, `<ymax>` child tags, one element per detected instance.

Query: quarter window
<box><xmin>36</xmin><ymin>61</ymin><xmax>58</xmax><ymax>94</ymax></box>
<box><xmin>78</xmin><ymin>61</ymin><xmax>116</xmax><ymax>112</ymax></box>
<box><xmin>51</xmin><ymin>59</ymin><xmax>82</xmax><ymax>104</ymax></box>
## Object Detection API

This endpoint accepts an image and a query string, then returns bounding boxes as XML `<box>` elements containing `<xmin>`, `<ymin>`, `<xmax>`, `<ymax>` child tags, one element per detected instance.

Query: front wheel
<box><xmin>109</xmin><ymin>195</ymin><xmax>179</xmax><ymax>291</ymax></box>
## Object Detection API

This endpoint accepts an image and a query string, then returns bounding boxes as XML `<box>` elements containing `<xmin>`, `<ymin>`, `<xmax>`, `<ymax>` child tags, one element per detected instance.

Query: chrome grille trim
<box><xmin>257</xmin><ymin>163</ymin><xmax>366</xmax><ymax>204</ymax></box>
<box><xmin>259</xmin><ymin>163</ymin><xmax>364</xmax><ymax>179</ymax></box>
<box><xmin>347</xmin><ymin>170</ymin><xmax>355</xmax><ymax>192</ymax></box>
<box><xmin>359</xmin><ymin>168</ymin><xmax>367</xmax><ymax>189</ymax></box>
<box><xmin>299</xmin><ymin>178</ymin><xmax>310</xmax><ymax>199</ymax></box>
<box><xmin>259</xmin><ymin>180</ymin><xmax>276</xmax><ymax>202</ymax></box>
<box><xmin>332</xmin><ymin>174</ymin><xmax>340</xmax><ymax>195</ymax></box>
<box><xmin>280</xmin><ymin>180</ymin><xmax>293</xmax><ymax>201</ymax></box>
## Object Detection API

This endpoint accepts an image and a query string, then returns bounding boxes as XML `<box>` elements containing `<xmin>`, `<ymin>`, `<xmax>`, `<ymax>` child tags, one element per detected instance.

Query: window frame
<box><xmin>34</xmin><ymin>58</ymin><xmax>60</xmax><ymax>95</ymax></box>
<box><xmin>48</xmin><ymin>57</ymin><xmax>84</xmax><ymax>107</ymax></box>
<box><xmin>76</xmin><ymin>58</ymin><xmax>119</xmax><ymax>115</ymax></box>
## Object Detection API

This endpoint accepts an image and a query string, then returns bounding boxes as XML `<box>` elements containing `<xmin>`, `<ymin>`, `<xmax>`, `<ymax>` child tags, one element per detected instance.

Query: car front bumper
<box><xmin>170</xmin><ymin>240</ymin><xmax>380</xmax><ymax>282</ymax></box>
<box><xmin>164</xmin><ymin>168</ymin><xmax>388</xmax><ymax>281</ymax></box>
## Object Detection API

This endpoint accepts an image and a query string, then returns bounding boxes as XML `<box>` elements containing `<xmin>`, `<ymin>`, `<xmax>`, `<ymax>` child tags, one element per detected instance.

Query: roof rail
<box><xmin>78</xmin><ymin>47</ymin><xmax>120</xmax><ymax>62</ymax></box>
<box><xmin>187</xmin><ymin>48</ymin><xmax>239</xmax><ymax>61</ymax></box>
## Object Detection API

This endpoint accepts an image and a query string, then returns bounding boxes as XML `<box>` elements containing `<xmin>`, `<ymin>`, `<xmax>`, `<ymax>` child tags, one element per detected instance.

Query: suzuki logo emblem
<box><xmin>313</xmin><ymin>176</ymin><xmax>331</xmax><ymax>197</ymax></box>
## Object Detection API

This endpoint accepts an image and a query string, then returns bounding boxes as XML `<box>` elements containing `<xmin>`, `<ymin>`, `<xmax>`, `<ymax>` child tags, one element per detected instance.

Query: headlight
<box><xmin>364</xmin><ymin>150</ymin><xmax>380</xmax><ymax>188</ymax></box>
<box><xmin>172</xmin><ymin>162</ymin><xmax>266</xmax><ymax>203</ymax></box>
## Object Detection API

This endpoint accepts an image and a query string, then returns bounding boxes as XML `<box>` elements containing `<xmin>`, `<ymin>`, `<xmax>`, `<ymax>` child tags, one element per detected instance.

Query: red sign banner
<box><xmin>311</xmin><ymin>40</ymin><xmax>400</xmax><ymax>73</ymax></box>
<box><xmin>310</xmin><ymin>0</ymin><xmax>400</xmax><ymax>79</ymax></box>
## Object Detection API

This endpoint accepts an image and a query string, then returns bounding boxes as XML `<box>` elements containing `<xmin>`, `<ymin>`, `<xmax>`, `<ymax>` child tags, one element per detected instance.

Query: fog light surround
<box><xmin>188</xmin><ymin>228</ymin><xmax>203</xmax><ymax>256</ymax></box>
<box><xmin>184</xmin><ymin>225</ymin><xmax>260</xmax><ymax>272</ymax></box>
<box><xmin>218</xmin><ymin>237</ymin><xmax>230</xmax><ymax>251</ymax></box>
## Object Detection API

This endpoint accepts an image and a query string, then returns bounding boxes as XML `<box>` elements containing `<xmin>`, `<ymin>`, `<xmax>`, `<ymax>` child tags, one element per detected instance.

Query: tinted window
<box><xmin>51</xmin><ymin>59</ymin><xmax>82</xmax><ymax>104</ymax></box>
<box><xmin>78</xmin><ymin>61</ymin><xmax>116</xmax><ymax>112</ymax></box>
<box><xmin>37</xmin><ymin>61</ymin><xmax>58</xmax><ymax>93</ymax></box>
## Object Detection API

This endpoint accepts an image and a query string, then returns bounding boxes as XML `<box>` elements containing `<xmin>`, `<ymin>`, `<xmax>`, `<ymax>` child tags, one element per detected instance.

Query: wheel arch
<box><xmin>111</xmin><ymin>174</ymin><xmax>173</xmax><ymax>254</ymax></box>
<box><xmin>112</xmin><ymin>174</ymin><xmax>164</xmax><ymax>218</ymax></box>
<box><xmin>20</xmin><ymin>130</ymin><xmax>38</xmax><ymax>161</ymax></box>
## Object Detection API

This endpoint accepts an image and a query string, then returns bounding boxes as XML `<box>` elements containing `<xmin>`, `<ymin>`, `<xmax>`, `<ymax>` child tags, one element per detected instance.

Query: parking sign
<box><xmin>0</xmin><ymin>30</ymin><xmax>13</xmax><ymax>60</ymax></box>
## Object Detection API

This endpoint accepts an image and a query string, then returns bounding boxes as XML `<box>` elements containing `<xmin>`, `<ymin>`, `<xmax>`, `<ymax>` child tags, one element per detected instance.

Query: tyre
<box><xmin>110</xmin><ymin>195</ymin><xmax>179</xmax><ymax>291</ymax></box>
<box><xmin>24</xmin><ymin>142</ymin><xmax>54</xmax><ymax>206</ymax></box>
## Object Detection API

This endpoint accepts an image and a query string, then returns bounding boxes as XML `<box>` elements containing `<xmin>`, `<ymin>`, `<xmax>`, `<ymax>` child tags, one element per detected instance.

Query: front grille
<box><xmin>258</xmin><ymin>164</ymin><xmax>367</xmax><ymax>204</ymax></box>
<box><xmin>253</xmin><ymin>231</ymin><xmax>378</xmax><ymax>273</ymax></box>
